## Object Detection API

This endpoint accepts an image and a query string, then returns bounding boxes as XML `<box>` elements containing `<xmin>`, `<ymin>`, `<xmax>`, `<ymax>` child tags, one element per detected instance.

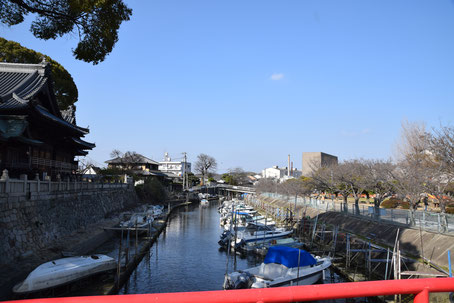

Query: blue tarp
<box><xmin>264</xmin><ymin>246</ymin><xmax>316</xmax><ymax>268</ymax></box>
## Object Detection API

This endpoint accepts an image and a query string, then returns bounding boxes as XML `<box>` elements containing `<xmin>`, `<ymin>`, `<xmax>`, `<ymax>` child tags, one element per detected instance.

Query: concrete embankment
<box><xmin>258</xmin><ymin>195</ymin><xmax>454</xmax><ymax>272</ymax></box>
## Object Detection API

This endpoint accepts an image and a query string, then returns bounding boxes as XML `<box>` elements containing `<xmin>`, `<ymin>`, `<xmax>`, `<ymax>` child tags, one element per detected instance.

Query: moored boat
<box><xmin>223</xmin><ymin>246</ymin><xmax>331</xmax><ymax>289</ymax></box>
<box><xmin>13</xmin><ymin>255</ymin><xmax>116</xmax><ymax>294</ymax></box>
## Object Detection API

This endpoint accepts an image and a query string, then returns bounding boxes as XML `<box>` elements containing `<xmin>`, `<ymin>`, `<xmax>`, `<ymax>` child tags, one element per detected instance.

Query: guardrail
<box><xmin>259</xmin><ymin>193</ymin><xmax>454</xmax><ymax>234</ymax></box>
<box><xmin>5</xmin><ymin>278</ymin><xmax>454</xmax><ymax>303</ymax></box>
<box><xmin>191</xmin><ymin>184</ymin><xmax>256</xmax><ymax>193</ymax></box>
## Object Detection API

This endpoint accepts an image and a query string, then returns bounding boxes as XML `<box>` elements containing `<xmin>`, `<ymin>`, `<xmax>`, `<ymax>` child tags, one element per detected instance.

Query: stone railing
<box><xmin>0</xmin><ymin>170</ymin><xmax>130</xmax><ymax>195</ymax></box>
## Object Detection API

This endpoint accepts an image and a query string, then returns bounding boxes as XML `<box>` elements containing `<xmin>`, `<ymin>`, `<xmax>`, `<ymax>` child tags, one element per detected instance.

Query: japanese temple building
<box><xmin>0</xmin><ymin>61</ymin><xmax>95</xmax><ymax>179</ymax></box>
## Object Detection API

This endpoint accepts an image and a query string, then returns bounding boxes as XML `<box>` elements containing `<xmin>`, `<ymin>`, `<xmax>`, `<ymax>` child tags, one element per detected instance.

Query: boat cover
<box><xmin>235</xmin><ymin>212</ymin><xmax>250</xmax><ymax>215</ymax></box>
<box><xmin>264</xmin><ymin>246</ymin><xmax>316</xmax><ymax>268</ymax></box>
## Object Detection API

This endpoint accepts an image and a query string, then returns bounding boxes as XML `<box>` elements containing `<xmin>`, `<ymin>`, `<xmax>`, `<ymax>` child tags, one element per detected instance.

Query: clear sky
<box><xmin>1</xmin><ymin>0</ymin><xmax>454</xmax><ymax>173</ymax></box>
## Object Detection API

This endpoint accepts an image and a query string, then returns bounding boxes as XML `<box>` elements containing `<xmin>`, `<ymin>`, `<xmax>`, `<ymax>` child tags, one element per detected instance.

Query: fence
<box><xmin>260</xmin><ymin>193</ymin><xmax>454</xmax><ymax>234</ymax></box>
<box><xmin>0</xmin><ymin>178</ymin><xmax>130</xmax><ymax>194</ymax></box>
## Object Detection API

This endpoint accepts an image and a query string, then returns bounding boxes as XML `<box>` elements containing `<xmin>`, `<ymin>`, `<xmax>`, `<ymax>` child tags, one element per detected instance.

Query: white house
<box><xmin>262</xmin><ymin>166</ymin><xmax>302</xmax><ymax>182</ymax></box>
<box><xmin>261</xmin><ymin>166</ymin><xmax>287</xmax><ymax>179</ymax></box>
<box><xmin>158</xmin><ymin>152</ymin><xmax>191</xmax><ymax>177</ymax></box>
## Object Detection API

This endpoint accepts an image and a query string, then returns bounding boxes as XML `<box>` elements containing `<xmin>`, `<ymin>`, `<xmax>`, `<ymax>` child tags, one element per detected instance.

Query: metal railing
<box><xmin>5</xmin><ymin>278</ymin><xmax>454</xmax><ymax>303</ymax></box>
<box><xmin>260</xmin><ymin>193</ymin><xmax>454</xmax><ymax>234</ymax></box>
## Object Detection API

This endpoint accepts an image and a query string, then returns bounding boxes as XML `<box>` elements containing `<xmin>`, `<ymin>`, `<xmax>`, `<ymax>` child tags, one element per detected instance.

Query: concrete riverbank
<box><xmin>256</xmin><ymin>195</ymin><xmax>454</xmax><ymax>272</ymax></box>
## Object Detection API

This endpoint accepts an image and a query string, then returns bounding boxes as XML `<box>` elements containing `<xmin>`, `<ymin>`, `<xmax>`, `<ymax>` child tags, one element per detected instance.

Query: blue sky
<box><xmin>1</xmin><ymin>0</ymin><xmax>454</xmax><ymax>173</ymax></box>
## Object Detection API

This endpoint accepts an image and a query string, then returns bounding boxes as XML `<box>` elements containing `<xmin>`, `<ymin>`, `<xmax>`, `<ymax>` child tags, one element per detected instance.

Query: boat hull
<box><xmin>13</xmin><ymin>255</ymin><xmax>116</xmax><ymax>294</ymax></box>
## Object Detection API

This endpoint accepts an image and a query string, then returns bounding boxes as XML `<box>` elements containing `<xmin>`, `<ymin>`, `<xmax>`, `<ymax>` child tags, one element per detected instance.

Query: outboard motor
<box><xmin>218</xmin><ymin>232</ymin><xmax>232</xmax><ymax>247</ymax></box>
<box><xmin>234</xmin><ymin>273</ymin><xmax>252</xmax><ymax>289</ymax></box>
<box><xmin>234</xmin><ymin>239</ymin><xmax>245</xmax><ymax>250</ymax></box>
<box><xmin>220</xmin><ymin>230</ymin><xmax>231</xmax><ymax>240</ymax></box>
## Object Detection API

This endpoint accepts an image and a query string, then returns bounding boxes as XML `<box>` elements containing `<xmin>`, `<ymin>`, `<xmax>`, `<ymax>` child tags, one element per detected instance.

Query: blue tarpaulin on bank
<box><xmin>264</xmin><ymin>246</ymin><xmax>316</xmax><ymax>268</ymax></box>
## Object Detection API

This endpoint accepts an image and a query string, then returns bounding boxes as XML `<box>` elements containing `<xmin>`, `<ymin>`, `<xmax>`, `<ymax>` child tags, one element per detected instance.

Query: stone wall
<box><xmin>0</xmin><ymin>187</ymin><xmax>139</xmax><ymax>265</ymax></box>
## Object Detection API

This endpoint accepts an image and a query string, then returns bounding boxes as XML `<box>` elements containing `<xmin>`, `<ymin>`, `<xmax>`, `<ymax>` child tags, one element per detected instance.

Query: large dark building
<box><xmin>0</xmin><ymin>61</ymin><xmax>95</xmax><ymax>179</ymax></box>
<box><xmin>302</xmin><ymin>152</ymin><xmax>338</xmax><ymax>177</ymax></box>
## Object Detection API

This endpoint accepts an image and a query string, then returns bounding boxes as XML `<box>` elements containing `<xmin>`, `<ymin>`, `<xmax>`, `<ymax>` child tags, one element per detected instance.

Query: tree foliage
<box><xmin>0</xmin><ymin>37</ymin><xmax>78</xmax><ymax>110</ymax></box>
<box><xmin>0</xmin><ymin>0</ymin><xmax>132</xmax><ymax>64</ymax></box>
<box><xmin>135</xmin><ymin>177</ymin><xmax>167</xmax><ymax>203</ymax></box>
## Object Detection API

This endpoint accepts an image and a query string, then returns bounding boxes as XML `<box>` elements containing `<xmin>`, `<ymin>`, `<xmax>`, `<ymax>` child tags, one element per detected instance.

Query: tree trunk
<box><xmin>343</xmin><ymin>195</ymin><xmax>348</xmax><ymax>212</ymax></box>
<box><xmin>354</xmin><ymin>197</ymin><xmax>360</xmax><ymax>215</ymax></box>
<box><xmin>374</xmin><ymin>197</ymin><xmax>382</xmax><ymax>219</ymax></box>
<box><xmin>409</xmin><ymin>204</ymin><xmax>416</xmax><ymax>226</ymax></box>
<box><xmin>440</xmin><ymin>199</ymin><xmax>448</xmax><ymax>233</ymax></box>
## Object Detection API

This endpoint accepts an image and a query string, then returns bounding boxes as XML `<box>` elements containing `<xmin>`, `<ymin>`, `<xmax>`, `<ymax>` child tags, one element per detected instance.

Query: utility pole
<box><xmin>182</xmin><ymin>152</ymin><xmax>187</xmax><ymax>191</ymax></box>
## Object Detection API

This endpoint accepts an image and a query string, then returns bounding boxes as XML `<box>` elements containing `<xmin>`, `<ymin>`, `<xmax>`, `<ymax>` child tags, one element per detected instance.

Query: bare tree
<box><xmin>310</xmin><ymin>166</ymin><xmax>339</xmax><ymax>201</ymax></box>
<box><xmin>107</xmin><ymin>150</ymin><xmax>144</xmax><ymax>171</ymax></box>
<box><xmin>227</xmin><ymin>167</ymin><xmax>248</xmax><ymax>185</ymax></box>
<box><xmin>394</xmin><ymin>120</ymin><xmax>428</xmax><ymax>162</ymax></box>
<box><xmin>391</xmin><ymin>121</ymin><xmax>433</xmax><ymax>225</ymax></box>
<box><xmin>338</xmin><ymin>160</ymin><xmax>370</xmax><ymax>215</ymax></box>
<box><xmin>389</xmin><ymin>158</ymin><xmax>428</xmax><ymax>226</ymax></box>
<box><xmin>281</xmin><ymin>178</ymin><xmax>313</xmax><ymax>210</ymax></box>
<box><xmin>255</xmin><ymin>178</ymin><xmax>278</xmax><ymax>194</ymax></box>
<box><xmin>194</xmin><ymin>153</ymin><xmax>217</xmax><ymax>185</ymax></box>
<box><xmin>426</xmin><ymin>125</ymin><xmax>454</xmax><ymax>231</ymax></box>
<box><xmin>364</xmin><ymin>159</ymin><xmax>395</xmax><ymax>217</ymax></box>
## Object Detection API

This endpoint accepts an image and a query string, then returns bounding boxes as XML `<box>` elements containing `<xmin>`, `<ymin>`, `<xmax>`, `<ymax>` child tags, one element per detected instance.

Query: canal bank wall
<box><xmin>106</xmin><ymin>201</ymin><xmax>192</xmax><ymax>295</ymax></box>
<box><xmin>257</xmin><ymin>195</ymin><xmax>454</xmax><ymax>272</ymax></box>
<box><xmin>0</xmin><ymin>184</ymin><xmax>140</xmax><ymax>266</ymax></box>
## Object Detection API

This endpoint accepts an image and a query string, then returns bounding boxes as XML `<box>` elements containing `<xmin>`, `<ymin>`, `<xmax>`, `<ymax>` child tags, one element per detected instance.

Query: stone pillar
<box><xmin>1</xmin><ymin>169</ymin><xmax>9</xmax><ymax>193</ymax></box>
<box><xmin>35</xmin><ymin>173</ymin><xmax>40</xmax><ymax>192</ymax></box>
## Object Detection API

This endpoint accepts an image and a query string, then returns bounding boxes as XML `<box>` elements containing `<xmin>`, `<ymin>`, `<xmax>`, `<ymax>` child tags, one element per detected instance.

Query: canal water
<box><xmin>115</xmin><ymin>201</ymin><xmax>369</xmax><ymax>302</ymax></box>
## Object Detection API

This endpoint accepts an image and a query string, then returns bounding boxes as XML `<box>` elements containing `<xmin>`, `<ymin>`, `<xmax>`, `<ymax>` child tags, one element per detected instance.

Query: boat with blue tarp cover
<box><xmin>223</xmin><ymin>246</ymin><xmax>331</xmax><ymax>289</ymax></box>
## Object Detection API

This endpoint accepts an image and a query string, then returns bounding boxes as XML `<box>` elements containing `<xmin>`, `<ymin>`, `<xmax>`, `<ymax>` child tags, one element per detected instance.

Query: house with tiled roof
<box><xmin>0</xmin><ymin>61</ymin><xmax>95</xmax><ymax>179</ymax></box>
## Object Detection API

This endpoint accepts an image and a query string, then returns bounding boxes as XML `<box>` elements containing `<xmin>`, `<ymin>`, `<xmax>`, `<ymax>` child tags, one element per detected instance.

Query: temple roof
<box><xmin>0</xmin><ymin>62</ymin><xmax>50</xmax><ymax>109</ymax></box>
<box><xmin>0</xmin><ymin>62</ymin><xmax>94</xmax><ymax>150</ymax></box>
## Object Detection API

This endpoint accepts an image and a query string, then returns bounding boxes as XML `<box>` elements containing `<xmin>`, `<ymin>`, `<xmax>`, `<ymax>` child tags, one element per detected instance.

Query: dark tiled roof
<box><xmin>0</xmin><ymin>63</ymin><xmax>49</xmax><ymax>109</ymax></box>
<box><xmin>70</xmin><ymin>137</ymin><xmax>96</xmax><ymax>149</ymax></box>
<box><xmin>0</xmin><ymin>62</ymin><xmax>94</xmax><ymax>150</ymax></box>
<box><xmin>106</xmin><ymin>154</ymin><xmax>159</xmax><ymax>165</ymax></box>
<box><xmin>34</xmin><ymin>105</ymin><xmax>89</xmax><ymax>135</ymax></box>
<box><xmin>0</xmin><ymin>71</ymin><xmax>29</xmax><ymax>95</ymax></box>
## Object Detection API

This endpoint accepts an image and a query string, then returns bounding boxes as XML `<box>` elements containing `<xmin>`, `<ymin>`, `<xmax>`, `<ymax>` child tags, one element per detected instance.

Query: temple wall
<box><xmin>0</xmin><ymin>186</ymin><xmax>139</xmax><ymax>265</ymax></box>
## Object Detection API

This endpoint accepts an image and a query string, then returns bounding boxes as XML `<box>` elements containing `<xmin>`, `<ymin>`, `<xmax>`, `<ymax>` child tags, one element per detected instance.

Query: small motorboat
<box><xmin>120</xmin><ymin>212</ymin><xmax>154</xmax><ymax>228</ymax></box>
<box><xmin>200</xmin><ymin>199</ymin><xmax>209</xmax><ymax>206</ymax></box>
<box><xmin>232</xmin><ymin>230</ymin><xmax>293</xmax><ymax>249</ymax></box>
<box><xmin>13</xmin><ymin>254</ymin><xmax>116</xmax><ymax>294</ymax></box>
<box><xmin>223</xmin><ymin>246</ymin><xmax>331</xmax><ymax>289</ymax></box>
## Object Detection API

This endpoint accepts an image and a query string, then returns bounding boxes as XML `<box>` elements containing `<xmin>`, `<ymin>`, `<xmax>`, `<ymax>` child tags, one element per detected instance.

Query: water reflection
<box><xmin>118</xmin><ymin>201</ymin><xmax>369</xmax><ymax>302</ymax></box>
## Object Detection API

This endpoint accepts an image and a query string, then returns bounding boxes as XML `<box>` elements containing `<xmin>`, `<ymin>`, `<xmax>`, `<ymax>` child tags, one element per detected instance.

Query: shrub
<box><xmin>446</xmin><ymin>207</ymin><xmax>454</xmax><ymax>215</ymax></box>
<box><xmin>135</xmin><ymin>177</ymin><xmax>167</xmax><ymax>203</ymax></box>
<box><xmin>381</xmin><ymin>198</ymin><xmax>400</xmax><ymax>209</ymax></box>
<box><xmin>399</xmin><ymin>201</ymin><xmax>410</xmax><ymax>209</ymax></box>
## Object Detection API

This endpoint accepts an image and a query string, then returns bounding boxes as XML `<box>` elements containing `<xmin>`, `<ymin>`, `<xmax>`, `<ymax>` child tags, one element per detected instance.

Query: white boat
<box><xmin>200</xmin><ymin>199</ymin><xmax>209</xmax><ymax>206</ymax></box>
<box><xmin>233</xmin><ymin>230</ymin><xmax>293</xmax><ymax>249</ymax></box>
<box><xmin>223</xmin><ymin>246</ymin><xmax>331</xmax><ymax>289</ymax></box>
<box><xmin>147</xmin><ymin>205</ymin><xmax>164</xmax><ymax>218</ymax></box>
<box><xmin>119</xmin><ymin>212</ymin><xmax>154</xmax><ymax>230</ymax></box>
<box><xmin>13</xmin><ymin>254</ymin><xmax>116</xmax><ymax>294</ymax></box>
